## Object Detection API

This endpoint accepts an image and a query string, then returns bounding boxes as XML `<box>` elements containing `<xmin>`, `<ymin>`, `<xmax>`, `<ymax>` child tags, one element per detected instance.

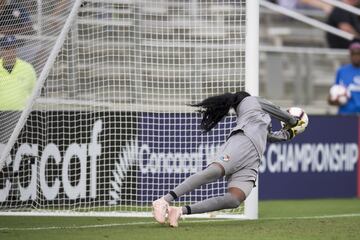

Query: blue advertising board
<box><xmin>137</xmin><ymin>113</ymin><xmax>359</xmax><ymax>201</ymax></box>
<box><xmin>260</xmin><ymin>116</ymin><xmax>359</xmax><ymax>199</ymax></box>
<box><xmin>137</xmin><ymin>112</ymin><xmax>234</xmax><ymax>202</ymax></box>
<box><xmin>2</xmin><ymin>111</ymin><xmax>357</xmax><ymax>208</ymax></box>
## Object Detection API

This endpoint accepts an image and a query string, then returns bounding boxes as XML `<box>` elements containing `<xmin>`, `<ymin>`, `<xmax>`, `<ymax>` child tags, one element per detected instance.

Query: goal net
<box><xmin>0</xmin><ymin>0</ymin><xmax>258</xmax><ymax>219</ymax></box>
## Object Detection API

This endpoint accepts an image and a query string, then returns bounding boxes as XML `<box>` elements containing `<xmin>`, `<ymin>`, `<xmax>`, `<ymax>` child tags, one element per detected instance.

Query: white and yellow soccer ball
<box><xmin>281</xmin><ymin>107</ymin><xmax>309</xmax><ymax>135</ymax></box>
<box><xmin>329</xmin><ymin>84</ymin><xmax>350</xmax><ymax>105</ymax></box>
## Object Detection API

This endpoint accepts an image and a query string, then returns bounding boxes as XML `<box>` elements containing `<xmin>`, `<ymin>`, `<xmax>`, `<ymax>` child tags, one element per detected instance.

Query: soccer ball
<box><xmin>329</xmin><ymin>84</ymin><xmax>350</xmax><ymax>105</ymax></box>
<box><xmin>281</xmin><ymin>107</ymin><xmax>309</xmax><ymax>134</ymax></box>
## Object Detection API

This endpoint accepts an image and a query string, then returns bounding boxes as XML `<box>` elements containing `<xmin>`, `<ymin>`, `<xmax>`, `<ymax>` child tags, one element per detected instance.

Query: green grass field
<box><xmin>1</xmin><ymin>199</ymin><xmax>360</xmax><ymax>240</ymax></box>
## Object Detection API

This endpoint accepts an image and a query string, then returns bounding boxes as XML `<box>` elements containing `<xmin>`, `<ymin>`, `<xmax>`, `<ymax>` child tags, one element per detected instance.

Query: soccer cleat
<box><xmin>152</xmin><ymin>197</ymin><xmax>169</xmax><ymax>224</ymax></box>
<box><xmin>168</xmin><ymin>206</ymin><xmax>183</xmax><ymax>227</ymax></box>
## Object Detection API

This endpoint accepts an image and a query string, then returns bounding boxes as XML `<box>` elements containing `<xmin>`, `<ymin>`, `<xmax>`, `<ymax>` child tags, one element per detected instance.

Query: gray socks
<box><xmin>182</xmin><ymin>193</ymin><xmax>241</xmax><ymax>214</ymax></box>
<box><xmin>163</xmin><ymin>164</ymin><xmax>223</xmax><ymax>203</ymax></box>
<box><xmin>162</xmin><ymin>164</ymin><xmax>241</xmax><ymax>215</ymax></box>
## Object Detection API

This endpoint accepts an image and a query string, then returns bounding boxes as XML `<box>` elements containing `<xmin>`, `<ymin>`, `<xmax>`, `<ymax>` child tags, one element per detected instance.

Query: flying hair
<box><xmin>190</xmin><ymin>91</ymin><xmax>250</xmax><ymax>132</ymax></box>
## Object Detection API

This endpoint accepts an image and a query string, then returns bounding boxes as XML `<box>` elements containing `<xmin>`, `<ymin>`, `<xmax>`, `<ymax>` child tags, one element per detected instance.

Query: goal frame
<box><xmin>0</xmin><ymin>0</ymin><xmax>83</xmax><ymax>170</ymax></box>
<box><xmin>0</xmin><ymin>0</ymin><xmax>259</xmax><ymax>220</ymax></box>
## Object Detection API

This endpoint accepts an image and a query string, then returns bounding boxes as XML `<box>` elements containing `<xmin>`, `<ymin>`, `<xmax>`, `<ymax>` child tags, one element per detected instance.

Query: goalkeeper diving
<box><xmin>152</xmin><ymin>91</ymin><xmax>309</xmax><ymax>227</ymax></box>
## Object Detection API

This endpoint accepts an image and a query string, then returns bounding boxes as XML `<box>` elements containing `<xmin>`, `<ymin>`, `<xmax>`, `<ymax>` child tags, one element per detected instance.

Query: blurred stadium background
<box><xmin>4</xmin><ymin>0</ymin><xmax>348</xmax><ymax>112</ymax></box>
<box><xmin>42</xmin><ymin>0</ymin><xmax>352</xmax><ymax>113</ymax></box>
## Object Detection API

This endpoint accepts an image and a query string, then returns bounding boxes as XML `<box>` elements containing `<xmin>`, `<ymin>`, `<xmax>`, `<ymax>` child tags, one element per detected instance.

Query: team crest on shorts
<box><xmin>219</xmin><ymin>154</ymin><xmax>230</xmax><ymax>162</ymax></box>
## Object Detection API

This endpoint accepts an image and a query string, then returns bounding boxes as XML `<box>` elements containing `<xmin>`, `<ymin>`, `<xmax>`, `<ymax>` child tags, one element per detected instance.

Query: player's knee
<box><xmin>228</xmin><ymin>187</ymin><xmax>247</xmax><ymax>202</ymax></box>
<box><xmin>225</xmin><ymin>193</ymin><xmax>241</xmax><ymax>209</ymax></box>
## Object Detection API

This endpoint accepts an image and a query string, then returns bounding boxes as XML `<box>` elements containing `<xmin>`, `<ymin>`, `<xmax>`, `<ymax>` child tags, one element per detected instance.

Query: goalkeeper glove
<box><xmin>286</xmin><ymin>119</ymin><xmax>307</xmax><ymax>139</ymax></box>
<box><xmin>286</xmin><ymin>127</ymin><xmax>296</xmax><ymax>139</ymax></box>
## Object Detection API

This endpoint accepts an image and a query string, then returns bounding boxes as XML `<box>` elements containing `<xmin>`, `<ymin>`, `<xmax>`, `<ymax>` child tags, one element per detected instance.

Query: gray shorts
<box><xmin>213</xmin><ymin>132</ymin><xmax>259</xmax><ymax>197</ymax></box>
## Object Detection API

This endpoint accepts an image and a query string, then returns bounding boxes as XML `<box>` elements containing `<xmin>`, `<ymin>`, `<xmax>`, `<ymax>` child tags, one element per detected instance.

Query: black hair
<box><xmin>190</xmin><ymin>91</ymin><xmax>250</xmax><ymax>132</ymax></box>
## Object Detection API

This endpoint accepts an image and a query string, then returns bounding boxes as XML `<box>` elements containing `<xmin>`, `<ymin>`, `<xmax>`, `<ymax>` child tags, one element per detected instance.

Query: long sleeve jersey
<box><xmin>230</xmin><ymin>96</ymin><xmax>297</xmax><ymax>158</ymax></box>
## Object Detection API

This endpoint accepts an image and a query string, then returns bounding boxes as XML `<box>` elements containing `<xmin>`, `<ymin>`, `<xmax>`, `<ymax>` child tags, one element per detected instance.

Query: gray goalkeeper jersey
<box><xmin>230</xmin><ymin>96</ymin><xmax>297</xmax><ymax>158</ymax></box>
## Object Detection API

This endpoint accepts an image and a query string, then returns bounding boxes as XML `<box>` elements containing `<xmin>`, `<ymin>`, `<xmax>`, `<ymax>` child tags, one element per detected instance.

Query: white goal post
<box><xmin>0</xmin><ymin>0</ymin><xmax>259</xmax><ymax>219</ymax></box>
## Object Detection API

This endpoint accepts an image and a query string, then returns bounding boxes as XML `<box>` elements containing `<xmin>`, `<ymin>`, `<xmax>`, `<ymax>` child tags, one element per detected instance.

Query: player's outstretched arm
<box><xmin>267</xmin><ymin>129</ymin><xmax>292</xmax><ymax>143</ymax></box>
<box><xmin>267</xmin><ymin>121</ymin><xmax>306</xmax><ymax>142</ymax></box>
<box><xmin>256</xmin><ymin>97</ymin><xmax>298</xmax><ymax>127</ymax></box>
<box><xmin>267</xmin><ymin>107</ymin><xmax>309</xmax><ymax>142</ymax></box>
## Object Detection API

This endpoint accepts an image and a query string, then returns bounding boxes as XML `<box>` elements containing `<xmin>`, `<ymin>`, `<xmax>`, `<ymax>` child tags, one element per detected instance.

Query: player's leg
<box><xmin>182</xmin><ymin>182</ymin><xmax>252</xmax><ymax>214</ymax></box>
<box><xmin>167</xmin><ymin>191</ymin><xmax>242</xmax><ymax>227</ymax></box>
<box><xmin>167</xmin><ymin>133</ymin><xmax>259</xmax><ymax>227</ymax></box>
<box><xmin>159</xmin><ymin>138</ymin><xmax>234</xmax><ymax>207</ymax></box>
<box><xmin>152</xmin><ymin>162</ymin><xmax>224</xmax><ymax>224</ymax></box>
<box><xmin>164</xmin><ymin>162</ymin><xmax>225</xmax><ymax>202</ymax></box>
<box><xmin>154</xmin><ymin>133</ymin><xmax>256</xmax><ymax>225</ymax></box>
<box><xmin>167</xmin><ymin>181</ymin><xmax>253</xmax><ymax>227</ymax></box>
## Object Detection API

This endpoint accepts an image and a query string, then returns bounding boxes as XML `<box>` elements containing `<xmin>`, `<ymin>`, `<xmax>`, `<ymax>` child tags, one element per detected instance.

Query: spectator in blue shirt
<box><xmin>328</xmin><ymin>41</ymin><xmax>360</xmax><ymax>114</ymax></box>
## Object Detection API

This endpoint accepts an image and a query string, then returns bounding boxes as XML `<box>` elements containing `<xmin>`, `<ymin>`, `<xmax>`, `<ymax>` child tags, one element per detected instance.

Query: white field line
<box><xmin>1</xmin><ymin>213</ymin><xmax>360</xmax><ymax>231</ymax></box>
